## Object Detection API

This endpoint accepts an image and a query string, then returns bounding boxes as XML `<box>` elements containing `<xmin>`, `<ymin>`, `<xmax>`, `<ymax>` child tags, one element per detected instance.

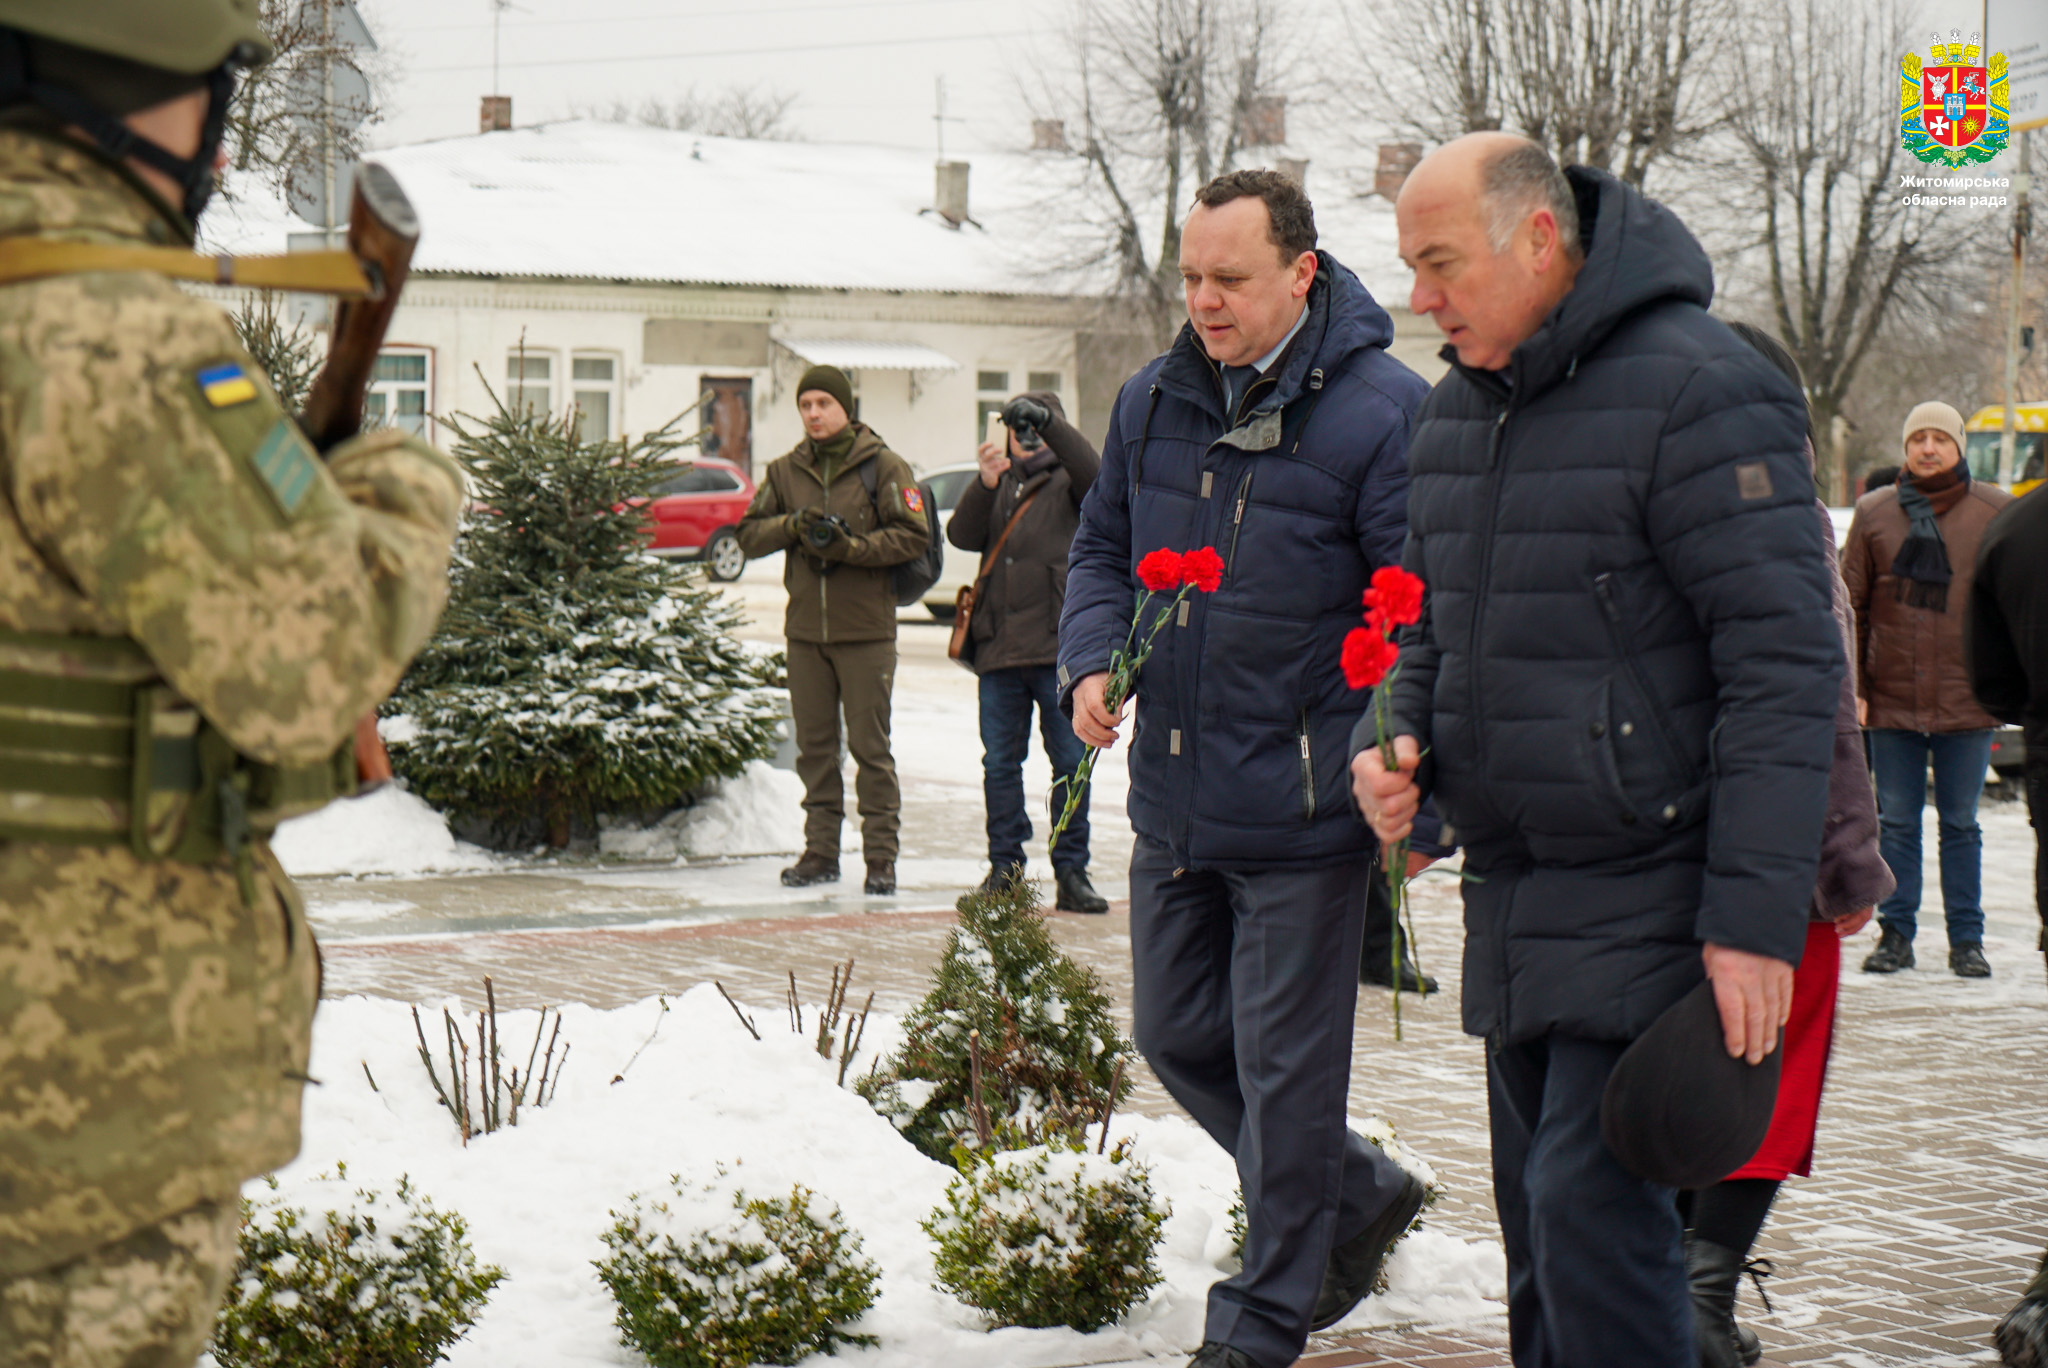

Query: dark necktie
<box><xmin>1223</xmin><ymin>363</ymin><xmax>1259</xmax><ymax>416</ymax></box>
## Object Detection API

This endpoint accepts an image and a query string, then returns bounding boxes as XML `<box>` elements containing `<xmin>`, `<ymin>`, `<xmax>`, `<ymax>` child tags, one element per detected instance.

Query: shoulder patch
<box><xmin>249</xmin><ymin>418</ymin><xmax>322</xmax><ymax>517</ymax></box>
<box><xmin>196</xmin><ymin>361</ymin><xmax>258</xmax><ymax>409</ymax></box>
<box><xmin>903</xmin><ymin>485</ymin><xmax>925</xmax><ymax>513</ymax></box>
<box><xmin>1735</xmin><ymin>461</ymin><xmax>1774</xmax><ymax>501</ymax></box>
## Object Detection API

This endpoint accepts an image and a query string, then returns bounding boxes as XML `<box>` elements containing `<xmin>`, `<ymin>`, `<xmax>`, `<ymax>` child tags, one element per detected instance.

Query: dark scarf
<box><xmin>1891</xmin><ymin>462</ymin><xmax>1969</xmax><ymax>612</ymax></box>
<box><xmin>1011</xmin><ymin>448</ymin><xmax>1059</xmax><ymax>479</ymax></box>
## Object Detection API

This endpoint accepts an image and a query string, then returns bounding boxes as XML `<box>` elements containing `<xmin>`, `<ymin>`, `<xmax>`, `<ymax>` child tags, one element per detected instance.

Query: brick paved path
<box><xmin>311</xmin><ymin>804</ymin><xmax>2044</xmax><ymax>1367</ymax></box>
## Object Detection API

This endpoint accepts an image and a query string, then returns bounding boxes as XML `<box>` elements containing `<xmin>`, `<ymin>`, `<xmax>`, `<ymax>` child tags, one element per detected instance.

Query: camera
<box><xmin>804</xmin><ymin>512</ymin><xmax>852</xmax><ymax>549</ymax></box>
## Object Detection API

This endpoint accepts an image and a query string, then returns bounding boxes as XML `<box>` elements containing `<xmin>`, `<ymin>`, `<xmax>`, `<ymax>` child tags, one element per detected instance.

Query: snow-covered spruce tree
<box><xmin>387</xmin><ymin>395</ymin><xmax>782</xmax><ymax>846</ymax></box>
<box><xmin>925</xmin><ymin>1133</ymin><xmax>1168</xmax><ymax>1332</ymax></box>
<box><xmin>856</xmin><ymin>876</ymin><xmax>1133</xmax><ymax>1161</ymax></box>
<box><xmin>595</xmin><ymin>1180</ymin><xmax>879</xmax><ymax>1368</ymax></box>
<box><xmin>210</xmin><ymin>1170</ymin><xmax>504</xmax><ymax>1368</ymax></box>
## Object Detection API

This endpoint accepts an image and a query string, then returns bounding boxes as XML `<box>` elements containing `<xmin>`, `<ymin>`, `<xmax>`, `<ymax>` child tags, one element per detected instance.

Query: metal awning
<box><xmin>776</xmin><ymin>338</ymin><xmax>961</xmax><ymax>372</ymax></box>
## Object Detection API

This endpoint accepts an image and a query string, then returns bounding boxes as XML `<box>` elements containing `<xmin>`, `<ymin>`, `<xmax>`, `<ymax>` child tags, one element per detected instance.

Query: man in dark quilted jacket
<box><xmin>1059</xmin><ymin>170</ymin><xmax>1433</xmax><ymax>1368</ymax></box>
<box><xmin>1354</xmin><ymin>134</ymin><xmax>1841</xmax><ymax>1365</ymax></box>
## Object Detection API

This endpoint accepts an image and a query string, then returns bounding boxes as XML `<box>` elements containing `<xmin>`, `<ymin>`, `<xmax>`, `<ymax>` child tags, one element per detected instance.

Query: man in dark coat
<box><xmin>1354</xmin><ymin>134</ymin><xmax>1842</xmax><ymax>1366</ymax></box>
<box><xmin>1059</xmin><ymin>169</ymin><xmax>1433</xmax><ymax>1368</ymax></box>
<box><xmin>1971</xmin><ymin>487</ymin><xmax>2048</xmax><ymax>1363</ymax></box>
<box><xmin>948</xmin><ymin>388</ymin><xmax>1109</xmax><ymax>912</ymax></box>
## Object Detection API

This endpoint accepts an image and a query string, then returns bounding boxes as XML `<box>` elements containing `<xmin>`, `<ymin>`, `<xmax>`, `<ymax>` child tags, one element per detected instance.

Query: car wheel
<box><xmin>706</xmin><ymin>530</ymin><xmax>746</xmax><ymax>582</ymax></box>
<box><xmin>926</xmin><ymin>602</ymin><xmax>956</xmax><ymax>622</ymax></box>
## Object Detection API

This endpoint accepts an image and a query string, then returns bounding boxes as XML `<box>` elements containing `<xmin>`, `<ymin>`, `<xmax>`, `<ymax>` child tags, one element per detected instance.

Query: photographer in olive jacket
<box><xmin>736</xmin><ymin>364</ymin><xmax>930</xmax><ymax>896</ymax></box>
<box><xmin>948</xmin><ymin>390</ymin><xmax>1109</xmax><ymax>913</ymax></box>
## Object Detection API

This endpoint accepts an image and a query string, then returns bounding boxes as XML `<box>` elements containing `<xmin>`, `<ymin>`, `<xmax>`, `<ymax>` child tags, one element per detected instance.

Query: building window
<box><xmin>976</xmin><ymin>368</ymin><xmax>1012</xmax><ymax>440</ymax></box>
<box><xmin>507</xmin><ymin>351</ymin><xmax>553</xmax><ymax>419</ymax></box>
<box><xmin>571</xmin><ymin>354</ymin><xmax>619</xmax><ymax>445</ymax></box>
<box><xmin>366</xmin><ymin>349</ymin><xmax>430</xmax><ymax>438</ymax></box>
<box><xmin>1027</xmin><ymin>370</ymin><xmax>1062</xmax><ymax>393</ymax></box>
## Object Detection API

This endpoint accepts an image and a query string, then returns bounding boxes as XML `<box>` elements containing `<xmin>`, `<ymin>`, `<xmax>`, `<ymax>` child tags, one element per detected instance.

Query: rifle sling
<box><xmin>0</xmin><ymin>239</ymin><xmax>375</xmax><ymax>296</ymax></box>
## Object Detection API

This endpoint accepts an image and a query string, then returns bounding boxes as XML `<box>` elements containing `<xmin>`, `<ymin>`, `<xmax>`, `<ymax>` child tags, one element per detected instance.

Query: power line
<box><xmin>401</xmin><ymin>0</ymin><xmax>1000</xmax><ymax>32</ymax></box>
<box><xmin>408</xmin><ymin>27</ymin><xmax>1035</xmax><ymax>74</ymax></box>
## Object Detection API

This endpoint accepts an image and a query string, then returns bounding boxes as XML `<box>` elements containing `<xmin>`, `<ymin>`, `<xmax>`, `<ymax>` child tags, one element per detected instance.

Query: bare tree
<box><xmin>1722</xmin><ymin>0</ymin><xmax>1990</xmax><ymax>499</ymax></box>
<box><xmin>1034</xmin><ymin>0</ymin><xmax>1306</xmax><ymax>343</ymax></box>
<box><xmin>1338</xmin><ymin>0</ymin><xmax>1733</xmax><ymax>189</ymax></box>
<box><xmin>573</xmin><ymin>86</ymin><xmax>801</xmax><ymax>141</ymax></box>
<box><xmin>222</xmin><ymin>0</ymin><xmax>385</xmax><ymax>207</ymax></box>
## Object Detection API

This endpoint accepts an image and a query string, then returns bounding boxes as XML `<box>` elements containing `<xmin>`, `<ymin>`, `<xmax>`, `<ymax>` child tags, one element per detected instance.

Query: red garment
<box><xmin>1727</xmin><ymin>922</ymin><xmax>1841</xmax><ymax>1181</ymax></box>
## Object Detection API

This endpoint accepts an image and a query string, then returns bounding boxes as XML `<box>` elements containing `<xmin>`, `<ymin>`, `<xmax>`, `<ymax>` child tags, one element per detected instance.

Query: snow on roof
<box><xmin>778</xmin><ymin>338</ymin><xmax>961</xmax><ymax>371</ymax></box>
<box><xmin>202</xmin><ymin>120</ymin><xmax>1414</xmax><ymax>307</ymax></box>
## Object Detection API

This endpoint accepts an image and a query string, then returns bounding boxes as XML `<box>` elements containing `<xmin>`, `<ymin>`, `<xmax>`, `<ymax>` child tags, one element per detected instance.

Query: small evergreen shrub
<box><xmin>1224</xmin><ymin>1115</ymin><xmax>1441</xmax><ymax>1276</ymax></box>
<box><xmin>925</xmin><ymin>1135</ymin><xmax>1168</xmax><ymax>1331</ymax></box>
<box><xmin>389</xmin><ymin>394</ymin><xmax>782</xmax><ymax>847</ymax></box>
<box><xmin>595</xmin><ymin>1178</ymin><xmax>879</xmax><ymax>1368</ymax></box>
<box><xmin>856</xmin><ymin>876</ymin><xmax>1132</xmax><ymax>1160</ymax></box>
<box><xmin>210</xmin><ymin>1169</ymin><xmax>504</xmax><ymax>1368</ymax></box>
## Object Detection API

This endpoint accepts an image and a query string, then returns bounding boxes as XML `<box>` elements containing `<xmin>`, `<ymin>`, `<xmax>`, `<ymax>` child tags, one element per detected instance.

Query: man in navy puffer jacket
<box><xmin>1355</xmin><ymin>134</ymin><xmax>1842</xmax><ymax>1366</ymax></box>
<box><xmin>1059</xmin><ymin>170</ymin><xmax>1433</xmax><ymax>1368</ymax></box>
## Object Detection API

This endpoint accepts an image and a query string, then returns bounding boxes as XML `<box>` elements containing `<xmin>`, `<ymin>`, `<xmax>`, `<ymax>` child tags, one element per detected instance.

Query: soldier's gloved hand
<box><xmin>808</xmin><ymin>515</ymin><xmax>856</xmax><ymax>560</ymax></box>
<box><xmin>790</xmin><ymin>505</ymin><xmax>825</xmax><ymax>541</ymax></box>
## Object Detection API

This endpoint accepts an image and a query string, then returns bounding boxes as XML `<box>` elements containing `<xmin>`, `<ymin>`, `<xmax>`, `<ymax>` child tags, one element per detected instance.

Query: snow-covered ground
<box><xmin>252</xmin><ymin>987</ymin><xmax>1503</xmax><ymax>1368</ymax></box>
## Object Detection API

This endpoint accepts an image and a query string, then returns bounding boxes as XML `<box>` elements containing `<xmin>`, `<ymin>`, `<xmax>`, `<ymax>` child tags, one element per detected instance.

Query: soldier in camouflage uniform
<box><xmin>0</xmin><ymin>5</ymin><xmax>462</xmax><ymax>1364</ymax></box>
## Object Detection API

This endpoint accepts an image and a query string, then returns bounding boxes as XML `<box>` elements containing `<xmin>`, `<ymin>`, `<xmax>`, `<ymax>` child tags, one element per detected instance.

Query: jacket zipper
<box><xmin>1591</xmin><ymin>574</ymin><xmax>1693</xmax><ymax>780</ymax></box>
<box><xmin>1226</xmin><ymin>468</ymin><xmax>1256</xmax><ymax>578</ymax></box>
<box><xmin>1298</xmin><ymin>710</ymin><xmax>1316</xmax><ymax>821</ymax></box>
<box><xmin>1468</xmin><ymin>411</ymin><xmax>1510</xmax><ymax>775</ymax></box>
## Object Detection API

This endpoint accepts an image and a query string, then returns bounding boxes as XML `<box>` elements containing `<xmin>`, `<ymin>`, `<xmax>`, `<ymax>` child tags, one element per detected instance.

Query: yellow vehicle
<box><xmin>1963</xmin><ymin>402</ymin><xmax>2046</xmax><ymax>496</ymax></box>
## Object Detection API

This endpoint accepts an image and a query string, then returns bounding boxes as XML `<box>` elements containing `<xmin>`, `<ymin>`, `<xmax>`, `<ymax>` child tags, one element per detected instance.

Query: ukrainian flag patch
<box><xmin>197</xmin><ymin>361</ymin><xmax>259</xmax><ymax>408</ymax></box>
<box><xmin>249</xmin><ymin>418</ymin><xmax>321</xmax><ymax>517</ymax></box>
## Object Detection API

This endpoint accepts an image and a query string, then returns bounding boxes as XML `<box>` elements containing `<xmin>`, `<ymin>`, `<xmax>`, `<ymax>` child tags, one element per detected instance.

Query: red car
<box><xmin>644</xmin><ymin>457</ymin><xmax>754</xmax><ymax>581</ymax></box>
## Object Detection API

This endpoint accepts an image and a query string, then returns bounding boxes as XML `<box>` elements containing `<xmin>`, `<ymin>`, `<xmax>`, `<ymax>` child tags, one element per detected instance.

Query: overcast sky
<box><xmin>357</xmin><ymin>0</ymin><xmax>1092</xmax><ymax>155</ymax></box>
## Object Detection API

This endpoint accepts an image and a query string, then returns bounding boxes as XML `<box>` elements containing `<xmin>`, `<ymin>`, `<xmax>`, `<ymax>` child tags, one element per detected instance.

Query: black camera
<box><xmin>804</xmin><ymin>513</ymin><xmax>852</xmax><ymax>549</ymax></box>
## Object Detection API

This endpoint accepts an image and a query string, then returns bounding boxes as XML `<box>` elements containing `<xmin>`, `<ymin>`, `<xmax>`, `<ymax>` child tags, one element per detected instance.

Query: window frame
<box><xmin>506</xmin><ymin>349</ymin><xmax>556</xmax><ymax>422</ymax></box>
<box><xmin>570</xmin><ymin>352</ymin><xmax>621</xmax><ymax>445</ymax></box>
<box><xmin>366</xmin><ymin>345</ymin><xmax>434</xmax><ymax>442</ymax></box>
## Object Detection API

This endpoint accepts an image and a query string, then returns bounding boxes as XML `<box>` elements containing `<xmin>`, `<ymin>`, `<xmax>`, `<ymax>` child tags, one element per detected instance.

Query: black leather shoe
<box><xmin>1996</xmin><ymin>1295</ymin><xmax>2048</xmax><ymax>1367</ymax></box>
<box><xmin>975</xmin><ymin>863</ymin><xmax>1024</xmax><ymax>896</ymax></box>
<box><xmin>1951</xmin><ymin>943</ymin><xmax>1992</xmax><ymax>978</ymax></box>
<box><xmin>1686</xmin><ymin>1236</ymin><xmax>1752</xmax><ymax>1368</ymax></box>
<box><xmin>1360</xmin><ymin>935</ymin><xmax>1438</xmax><ymax>994</ymax></box>
<box><xmin>1861</xmin><ymin>925</ymin><xmax>1915</xmax><ymax>973</ymax></box>
<box><xmin>779</xmin><ymin>852</ymin><xmax>838</xmax><ymax>887</ymax></box>
<box><xmin>1055</xmin><ymin>867</ymin><xmax>1110</xmax><ymax>913</ymax></box>
<box><xmin>1309</xmin><ymin>1171</ymin><xmax>1428</xmax><ymax>1331</ymax></box>
<box><xmin>1186</xmin><ymin>1343</ymin><xmax>1261</xmax><ymax>1368</ymax></box>
<box><xmin>863</xmin><ymin>860</ymin><xmax>896</xmax><ymax>895</ymax></box>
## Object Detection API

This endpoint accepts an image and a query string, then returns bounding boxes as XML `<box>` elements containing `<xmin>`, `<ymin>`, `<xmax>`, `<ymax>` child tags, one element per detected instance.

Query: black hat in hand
<box><xmin>1600</xmin><ymin>980</ymin><xmax>1782</xmax><ymax>1190</ymax></box>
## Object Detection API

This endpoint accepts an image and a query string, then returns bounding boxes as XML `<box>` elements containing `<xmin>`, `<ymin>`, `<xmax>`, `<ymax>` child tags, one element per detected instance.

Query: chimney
<box><xmin>1031</xmin><ymin>119</ymin><xmax>1068</xmax><ymax>152</ymax></box>
<box><xmin>480</xmin><ymin>95</ymin><xmax>512</xmax><ymax>133</ymax></box>
<box><xmin>1277</xmin><ymin>157</ymin><xmax>1309</xmax><ymax>188</ymax></box>
<box><xmin>935</xmin><ymin>160</ymin><xmax>971</xmax><ymax>227</ymax></box>
<box><xmin>1239</xmin><ymin>95</ymin><xmax>1286</xmax><ymax>147</ymax></box>
<box><xmin>1374</xmin><ymin>142</ymin><xmax>1422</xmax><ymax>199</ymax></box>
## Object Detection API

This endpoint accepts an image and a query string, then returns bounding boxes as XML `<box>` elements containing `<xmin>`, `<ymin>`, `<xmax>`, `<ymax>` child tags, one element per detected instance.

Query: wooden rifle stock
<box><xmin>298</xmin><ymin>163</ymin><xmax>422</xmax><ymax>792</ymax></box>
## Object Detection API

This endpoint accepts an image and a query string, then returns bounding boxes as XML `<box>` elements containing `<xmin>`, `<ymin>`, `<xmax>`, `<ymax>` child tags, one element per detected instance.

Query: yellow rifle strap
<box><xmin>0</xmin><ymin>239</ymin><xmax>375</xmax><ymax>296</ymax></box>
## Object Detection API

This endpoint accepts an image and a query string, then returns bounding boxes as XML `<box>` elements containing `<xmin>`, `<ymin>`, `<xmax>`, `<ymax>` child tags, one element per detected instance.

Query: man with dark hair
<box><xmin>1060</xmin><ymin>167</ymin><xmax>1432</xmax><ymax>1368</ymax></box>
<box><xmin>1358</xmin><ymin>131</ymin><xmax>1841</xmax><ymax>1366</ymax></box>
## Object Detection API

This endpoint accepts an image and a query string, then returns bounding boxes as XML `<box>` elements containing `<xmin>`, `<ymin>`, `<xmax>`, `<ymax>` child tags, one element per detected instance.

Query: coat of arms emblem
<box><xmin>1901</xmin><ymin>29</ymin><xmax>2010</xmax><ymax>166</ymax></box>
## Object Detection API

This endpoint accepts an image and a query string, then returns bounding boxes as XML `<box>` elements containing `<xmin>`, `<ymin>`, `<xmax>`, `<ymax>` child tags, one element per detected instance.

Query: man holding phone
<box><xmin>948</xmin><ymin>390</ymin><xmax>1108</xmax><ymax>912</ymax></box>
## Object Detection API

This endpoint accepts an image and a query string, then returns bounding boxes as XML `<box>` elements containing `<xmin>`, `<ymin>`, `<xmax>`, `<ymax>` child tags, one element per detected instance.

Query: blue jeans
<box><xmin>1869</xmin><ymin>728</ymin><xmax>1995</xmax><ymax>946</ymax></box>
<box><xmin>979</xmin><ymin>665</ymin><xmax>1089</xmax><ymax>873</ymax></box>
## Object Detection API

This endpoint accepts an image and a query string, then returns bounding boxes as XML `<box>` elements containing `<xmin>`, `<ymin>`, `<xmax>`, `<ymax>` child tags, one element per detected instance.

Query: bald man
<box><xmin>1351</xmin><ymin>135</ymin><xmax>1841</xmax><ymax>1365</ymax></box>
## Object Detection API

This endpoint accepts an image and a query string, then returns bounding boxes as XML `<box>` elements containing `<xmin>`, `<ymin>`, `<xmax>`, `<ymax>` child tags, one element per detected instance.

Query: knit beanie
<box><xmin>796</xmin><ymin>364</ymin><xmax>855</xmax><ymax>421</ymax></box>
<box><xmin>1900</xmin><ymin>401</ymin><xmax>1966</xmax><ymax>456</ymax></box>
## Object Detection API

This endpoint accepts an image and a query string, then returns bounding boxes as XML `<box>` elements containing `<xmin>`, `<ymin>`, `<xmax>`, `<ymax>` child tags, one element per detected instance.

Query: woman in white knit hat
<box><xmin>1841</xmin><ymin>400</ymin><xmax>2015</xmax><ymax>978</ymax></box>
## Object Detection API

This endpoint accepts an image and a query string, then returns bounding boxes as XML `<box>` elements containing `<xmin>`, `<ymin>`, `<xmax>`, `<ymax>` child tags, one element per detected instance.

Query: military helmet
<box><xmin>0</xmin><ymin>0</ymin><xmax>270</xmax><ymax>74</ymax></box>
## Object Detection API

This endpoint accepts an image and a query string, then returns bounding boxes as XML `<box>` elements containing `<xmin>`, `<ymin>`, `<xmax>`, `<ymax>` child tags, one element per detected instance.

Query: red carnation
<box><xmin>1342</xmin><ymin>626</ymin><xmax>1400</xmax><ymax>690</ymax></box>
<box><xmin>1363</xmin><ymin>566</ymin><xmax>1425</xmax><ymax>627</ymax></box>
<box><xmin>1364</xmin><ymin>605</ymin><xmax>1390</xmax><ymax>636</ymax></box>
<box><xmin>1137</xmin><ymin>549</ymin><xmax>1185</xmax><ymax>592</ymax></box>
<box><xmin>1179</xmin><ymin>546</ymin><xmax>1225</xmax><ymax>593</ymax></box>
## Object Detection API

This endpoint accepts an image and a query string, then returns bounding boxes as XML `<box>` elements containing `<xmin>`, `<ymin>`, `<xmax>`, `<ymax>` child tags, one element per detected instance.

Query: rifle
<box><xmin>297</xmin><ymin>163</ymin><xmax>422</xmax><ymax>791</ymax></box>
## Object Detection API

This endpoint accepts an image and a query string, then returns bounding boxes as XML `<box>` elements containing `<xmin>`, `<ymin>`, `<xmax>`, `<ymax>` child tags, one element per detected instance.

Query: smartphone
<box><xmin>985</xmin><ymin>411</ymin><xmax>1005</xmax><ymax>453</ymax></box>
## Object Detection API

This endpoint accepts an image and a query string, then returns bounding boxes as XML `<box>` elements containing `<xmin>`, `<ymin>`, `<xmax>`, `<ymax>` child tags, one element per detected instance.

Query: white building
<box><xmin>203</xmin><ymin>121</ymin><xmax>1444</xmax><ymax>475</ymax></box>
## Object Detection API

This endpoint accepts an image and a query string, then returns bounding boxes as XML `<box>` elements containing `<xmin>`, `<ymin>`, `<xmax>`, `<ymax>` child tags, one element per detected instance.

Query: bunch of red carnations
<box><xmin>1050</xmin><ymin>547</ymin><xmax>1224</xmax><ymax>850</ymax></box>
<box><xmin>1344</xmin><ymin>564</ymin><xmax>1429</xmax><ymax>1035</ymax></box>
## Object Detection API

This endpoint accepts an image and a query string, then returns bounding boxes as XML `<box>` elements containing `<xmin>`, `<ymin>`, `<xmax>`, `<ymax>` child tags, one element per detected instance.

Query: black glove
<box><xmin>804</xmin><ymin>511</ymin><xmax>856</xmax><ymax>560</ymax></box>
<box><xmin>1002</xmin><ymin>395</ymin><xmax>1054</xmax><ymax>451</ymax></box>
<box><xmin>790</xmin><ymin>505</ymin><xmax>825</xmax><ymax>541</ymax></box>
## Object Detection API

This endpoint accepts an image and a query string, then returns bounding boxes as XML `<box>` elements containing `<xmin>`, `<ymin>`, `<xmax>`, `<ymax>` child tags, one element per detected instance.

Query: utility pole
<box><xmin>2001</xmin><ymin>129</ymin><xmax>2033</xmax><ymax>486</ymax></box>
<box><xmin>320</xmin><ymin>0</ymin><xmax>335</xmax><ymax>243</ymax></box>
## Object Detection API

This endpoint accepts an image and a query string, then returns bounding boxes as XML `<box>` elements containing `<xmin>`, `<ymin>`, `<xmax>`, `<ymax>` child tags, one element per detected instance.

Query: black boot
<box><xmin>1998</xmin><ymin>1298</ymin><xmax>2048</xmax><ymax>1368</ymax></box>
<box><xmin>779</xmin><ymin>851</ymin><xmax>839</xmax><ymax>887</ymax></box>
<box><xmin>1686</xmin><ymin>1236</ymin><xmax>1751</xmax><ymax>1368</ymax></box>
<box><xmin>1310</xmin><ymin>1171</ymin><xmax>1428</xmax><ymax>1331</ymax></box>
<box><xmin>1055</xmin><ymin>867</ymin><xmax>1109</xmax><ymax>914</ymax></box>
<box><xmin>863</xmin><ymin>859</ymin><xmax>896</xmax><ymax>895</ymax></box>
<box><xmin>1861</xmin><ymin>924</ymin><xmax>1915</xmax><ymax>973</ymax></box>
<box><xmin>1951</xmin><ymin>942</ymin><xmax>1992</xmax><ymax>978</ymax></box>
<box><xmin>1186</xmin><ymin>1344</ymin><xmax>1260</xmax><ymax>1368</ymax></box>
<box><xmin>1360</xmin><ymin>931</ymin><xmax>1439</xmax><ymax>994</ymax></box>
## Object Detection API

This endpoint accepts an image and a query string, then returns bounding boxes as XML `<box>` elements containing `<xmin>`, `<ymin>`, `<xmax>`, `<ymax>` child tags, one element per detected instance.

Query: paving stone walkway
<box><xmin>311</xmin><ymin>801</ymin><xmax>2045</xmax><ymax>1368</ymax></box>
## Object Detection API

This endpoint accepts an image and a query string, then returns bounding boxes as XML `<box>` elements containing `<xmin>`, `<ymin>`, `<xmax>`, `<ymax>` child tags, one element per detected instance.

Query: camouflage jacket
<box><xmin>0</xmin><ymin>130</ymin><xmax>461</xmax><ymax>1278</ymax></box>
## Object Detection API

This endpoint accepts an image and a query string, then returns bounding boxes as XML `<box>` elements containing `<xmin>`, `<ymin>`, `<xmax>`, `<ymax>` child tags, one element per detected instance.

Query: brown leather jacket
<box><xmin>1842</xmin><ymin>474</ymin><xmax>2014</xmax><ymax>733</ymax></box>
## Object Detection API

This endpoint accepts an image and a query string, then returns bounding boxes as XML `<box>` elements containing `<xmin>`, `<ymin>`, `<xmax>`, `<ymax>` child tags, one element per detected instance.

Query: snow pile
<box><xmin>262</xmin><ymin>988</ymin><xmax>1503</xmax><ymax>1367</ymax></box>
<box><xmin>270</xmin><ymin>786</ymin><xmax>494</xmax><ymax>878</ymax></box>
<box><xmin>598</xmin><ymin>761</ymin><xmax>804</xmax><ymax>860</ymax></box>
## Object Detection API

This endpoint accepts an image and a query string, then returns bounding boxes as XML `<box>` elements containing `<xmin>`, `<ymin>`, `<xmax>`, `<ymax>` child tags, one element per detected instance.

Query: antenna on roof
<box><xmin>932</xmin><ymin>76</ymin><xmax>964</xmax><ymax>163</ymax></box>
<box><xmin>489</xmin><ymin>0</ymin><xmax>524</xmax><ymax>98</ymax></box>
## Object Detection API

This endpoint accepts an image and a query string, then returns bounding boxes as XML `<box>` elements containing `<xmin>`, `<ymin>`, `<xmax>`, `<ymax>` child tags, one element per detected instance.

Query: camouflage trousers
<box><xmin>0</xmin><ymin>1199</ymin><xmax>237</xmax><ymax>1368</ymax></box>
